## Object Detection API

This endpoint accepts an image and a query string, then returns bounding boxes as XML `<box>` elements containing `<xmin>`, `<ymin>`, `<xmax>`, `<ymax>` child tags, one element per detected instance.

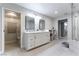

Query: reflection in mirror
<box><xmin>39</xmin><ymin>20</ymin><xmax>45</xmax><ymax>30</ymax></box>
<box><xmin>25</xmin><ymin>16</ymin><xmax>35</xmax><ymax>31</ymax></box>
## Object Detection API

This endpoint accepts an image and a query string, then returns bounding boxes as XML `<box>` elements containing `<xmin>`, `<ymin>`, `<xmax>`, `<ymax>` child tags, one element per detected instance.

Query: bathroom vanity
<box><xmin>23</xmin><ymin>31</ymin><xmax>50</xmax><ymax>50</ymax></box>
<box><xmin>22</xmin><ymin>16</ymin><xmax>50</xmax><ymax>50</ymax></box>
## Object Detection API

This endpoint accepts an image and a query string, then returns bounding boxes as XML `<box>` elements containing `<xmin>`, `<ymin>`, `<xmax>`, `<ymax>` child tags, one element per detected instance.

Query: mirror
<box><xmin>39</xmin><ymin>20</ymin><xmax>45</xmax><ymax>30</ymax></box>
<box><xmin>25</xmin><ymin>16</ymin><xmax>35</xmax><ymax>31</ymax></box>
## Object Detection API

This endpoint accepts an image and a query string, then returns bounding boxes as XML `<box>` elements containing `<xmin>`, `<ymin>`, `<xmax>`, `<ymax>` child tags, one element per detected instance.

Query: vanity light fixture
<box><xmin>36</xmin><ymin>16</ymin><xmax>42</xmax><ymax>19</ymax></box>
<box><xmin>27</xmin><ymin>13</ymin><xmax>41</xmax><ymax>19</ymax></box>
<box><xmin>27</xmin><ymin>13</ymin><xmax>36</xmax><ymax>18</ymax></box>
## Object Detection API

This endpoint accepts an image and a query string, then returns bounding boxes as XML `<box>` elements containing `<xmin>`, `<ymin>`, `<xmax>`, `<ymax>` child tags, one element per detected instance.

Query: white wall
<box><xmin>44</xmin><ymin>17</ymin><xmax>53</xmax><ymax>30</ymax></box>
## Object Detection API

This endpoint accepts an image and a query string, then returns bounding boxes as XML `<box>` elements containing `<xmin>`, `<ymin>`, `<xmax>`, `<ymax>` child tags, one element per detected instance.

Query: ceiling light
<box><xmin>6</xmin><ymin>12</ymin><xmax>16</xmax><ymax>17</ymax></box>
<box><xmin>54</xmin><ymin>11</ymin><xmax>58</xmax><ymax>14</ymax></box>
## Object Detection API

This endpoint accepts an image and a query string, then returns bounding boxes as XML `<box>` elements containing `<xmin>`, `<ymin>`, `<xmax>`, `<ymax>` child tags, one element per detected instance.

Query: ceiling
<box><xmin>17</xmin><ymin>3</ymin><xmax>79</xmax><ymax>18</ymax></box>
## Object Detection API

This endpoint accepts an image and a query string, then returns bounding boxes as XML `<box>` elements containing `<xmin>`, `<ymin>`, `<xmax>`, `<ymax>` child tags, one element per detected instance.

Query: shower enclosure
<box><xmin>71</xmin><ymin>3</ymin><xmax>79</xmax><ymax>41</ymax></box>
<box><xmin>68</xmin><ymin>3</ymin><xmax>79</xmax><ymax>54</ymax></box>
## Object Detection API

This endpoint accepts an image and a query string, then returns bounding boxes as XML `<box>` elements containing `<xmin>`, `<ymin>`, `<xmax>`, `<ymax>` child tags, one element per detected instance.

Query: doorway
<box><xmin>58</xmin><ymin>19</ymin><xmax>67</xmax><ymax>39</ymax></box>
<box><xmin>4</xmin><ymin>9</ymin><xmax>21</xmax><ymax>52</ymax></box>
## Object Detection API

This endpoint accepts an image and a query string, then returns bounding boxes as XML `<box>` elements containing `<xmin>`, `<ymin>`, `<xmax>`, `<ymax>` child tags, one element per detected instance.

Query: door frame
<box><xmin>58</xmin><ymin>19</ymin><xmax>68</xmax><ymax>39</ymax></box>
<box><xmin>2</xmin><ymin>8</ymin><xmax>23</xmax><ymax>54</ymax></box>
<box><xmin>1</xmin><ymin>7</ymin><xmax>5</xmax><ymax>54</ymax></box>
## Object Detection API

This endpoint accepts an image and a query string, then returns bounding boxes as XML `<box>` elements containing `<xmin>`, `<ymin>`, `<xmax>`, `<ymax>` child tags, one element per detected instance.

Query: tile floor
<box><xmin>4</xmin><ymin>39</ymin><xmax>62</xmax><ymax>56</ymax></box>
<box><xmin>1</xmin><ymin>38</ymin><xmax>79</xmax><ymax>56</ymax></box>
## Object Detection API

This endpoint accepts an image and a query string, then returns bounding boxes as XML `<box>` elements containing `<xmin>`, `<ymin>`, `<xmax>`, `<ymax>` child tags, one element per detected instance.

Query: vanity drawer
<box><xmin>27</xmin><ymin>34</ymin><xmax>35</xmax><ymax>43</ymax></box>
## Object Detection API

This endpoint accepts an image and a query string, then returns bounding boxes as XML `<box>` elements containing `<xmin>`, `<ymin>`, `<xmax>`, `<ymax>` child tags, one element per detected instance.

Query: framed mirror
<box><xmin>39</xmin><ymin>20</ymin><xmax>45</xmax><ymax>30</ymax></box>
<box><xmin>25</xmin><ymin>16</ymin><xmax>35</xmax><ymax>31</ymax></box>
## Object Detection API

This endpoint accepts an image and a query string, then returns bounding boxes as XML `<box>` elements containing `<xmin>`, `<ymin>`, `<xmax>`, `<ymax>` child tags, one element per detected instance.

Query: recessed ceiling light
<box><xmin>54</xmin><ymin>11</ymin><xmax>58</xmax><ymax>14</ymax></box>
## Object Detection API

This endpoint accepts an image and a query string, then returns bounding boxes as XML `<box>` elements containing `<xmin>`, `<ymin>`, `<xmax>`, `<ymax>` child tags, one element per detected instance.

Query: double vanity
<box><xmin>23</xmin><ymin>31</ymin><xmax>50</xmax><ymax>50</ymax></box>
<box><xmin>22</xmin><ymin>15</ymin><xmax>50</xmax><ymax>50</ymax></box>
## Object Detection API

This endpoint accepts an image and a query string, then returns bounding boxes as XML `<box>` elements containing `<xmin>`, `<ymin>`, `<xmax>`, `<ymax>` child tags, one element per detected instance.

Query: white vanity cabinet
<box><xmin>23</xmin><ymin>33</ymin><xmax>35</xmax><ymax>50</ymax></box>
<box><xmin>23</xmin><ymin>32</ymin><xmax>50</xmax><ymax>50</ymax></box>
<box><xmin>35</xmin><ymin>32</ymin><xmax>50</xmax><ymax>47</ymax></box>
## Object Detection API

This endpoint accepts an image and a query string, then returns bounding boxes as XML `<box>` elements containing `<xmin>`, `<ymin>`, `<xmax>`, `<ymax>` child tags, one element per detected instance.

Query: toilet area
<box><xmin>4</xmin><ymin>9</ymin><xmax>21</xmax><ymax>52</ymax></box>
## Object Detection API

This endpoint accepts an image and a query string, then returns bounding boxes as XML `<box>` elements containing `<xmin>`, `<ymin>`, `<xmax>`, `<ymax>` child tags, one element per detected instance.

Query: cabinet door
<box><xmin>43</xmin><ymin>32</ymin><xmax>50</xmax><ymax>43</ymax></box>
<box><xmin>27</xmin><ymin>34</ymin><xmax>35</xmax><ymax>50</ymax></box>
<box><xmin>35</xmin><ymin>33</ymin><xmax>41</xmax><ymax>47</ymax></box>
<box><xmin>35</xmin><ymin>33</ymin><xmax>45</xmax><ymax>46</ymax></box>
<box><xmin>39</xmin><ymin>33</ymin><xmax>46</xmax><ymax>44</ymax></box>
<box><xmin>39</xmin><ymin>33</ymin><xmax>44</xmax><ymax>44</ymax></box>
<box><xmin>38</xmin><ymin>32</ymin><xmax>50</xmax><ymax>46</ymax></box>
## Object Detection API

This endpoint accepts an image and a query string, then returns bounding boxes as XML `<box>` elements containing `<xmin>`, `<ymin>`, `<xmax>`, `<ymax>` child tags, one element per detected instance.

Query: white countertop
<box><xmin>24</xmin><ymin>30</ymin><xmax>49</xmax><ymax>33</ymax></box>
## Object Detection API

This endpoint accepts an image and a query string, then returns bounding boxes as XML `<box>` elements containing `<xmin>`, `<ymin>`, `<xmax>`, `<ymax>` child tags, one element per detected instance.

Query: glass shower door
<box><xmin>69</xmin><ymin>3</ymin><xmax>79</xmax><ymax>54</ymax></box>
<box><xmin>71</xmin><ymin>3</ymin><xmax>79</xmax><ymax>41</ymax></box>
